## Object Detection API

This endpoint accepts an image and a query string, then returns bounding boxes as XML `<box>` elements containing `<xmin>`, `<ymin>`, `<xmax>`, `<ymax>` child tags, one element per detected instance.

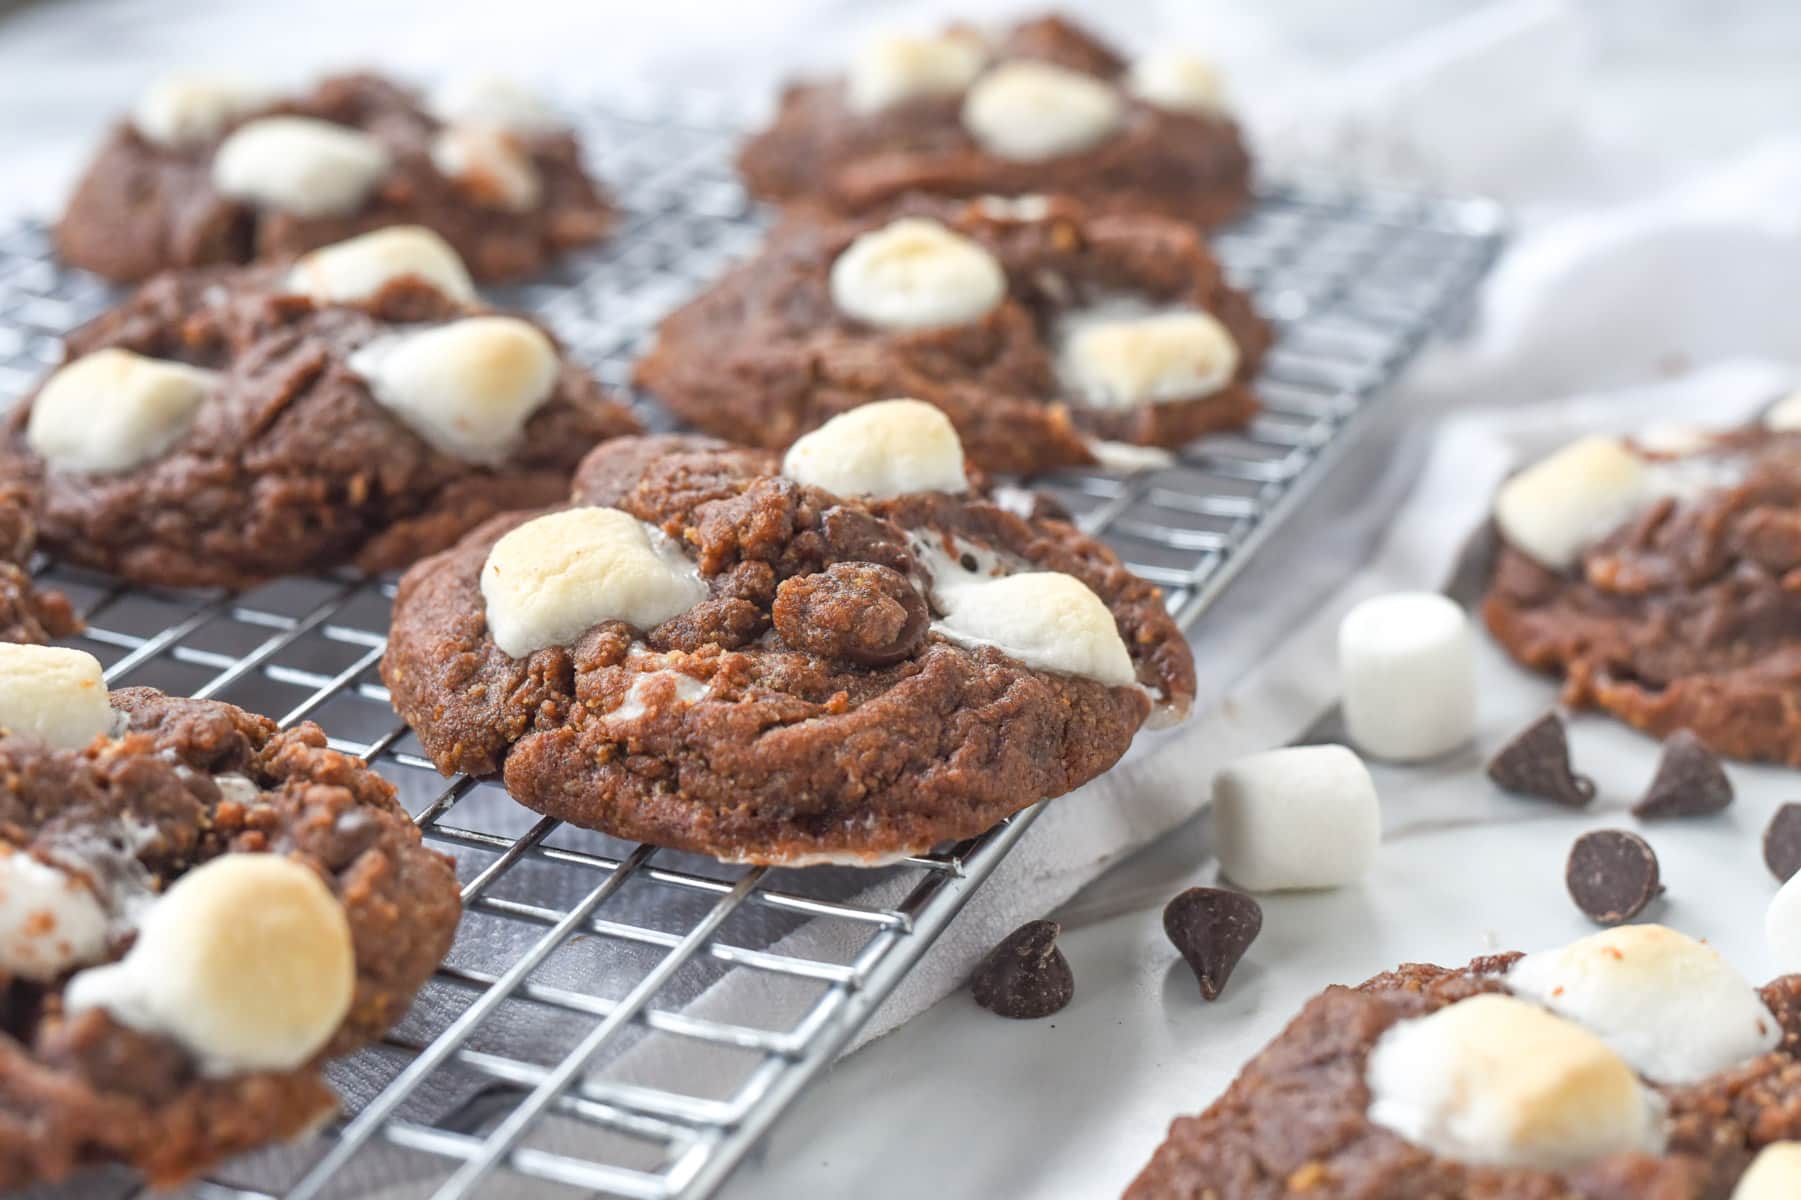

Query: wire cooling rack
<box><xmin>0</xmin><ymin>94</ymin><xmax>1502</xmax><ymax>1200</ymax></box>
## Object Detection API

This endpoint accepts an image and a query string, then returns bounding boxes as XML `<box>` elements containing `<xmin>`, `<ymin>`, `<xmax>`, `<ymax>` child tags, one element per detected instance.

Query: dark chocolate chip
<box><xmin>1163</xmin><ymin>887</ymin><xmax>1262</xmax><ymax>1002</ymax></box>
<box><xmin>1632</xmin><ymin>730</ymin><xmax>1733</xmax><ymax>819</ymax></box>
<box><xmin>1487</xmin><ymin>712</ymin><xmax>1596</xmax><ymax>806</ymax></box>
<box><xmin>1764</xmin><ymin>803</ymin><xmax>1801</xmax><ymax>883</ymax></box>
<box><xmin>972</xmin><ymin>919</ymin><xmax>1073</xmax><ymax>1019</ymax></box>
<box><xmin>1566</xmin><ymin>830</ymin><xmax>1662</xmax><ymax>925</ymax></box>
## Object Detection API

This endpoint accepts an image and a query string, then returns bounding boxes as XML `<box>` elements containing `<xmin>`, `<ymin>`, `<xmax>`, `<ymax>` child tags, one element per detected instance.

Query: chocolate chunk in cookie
<box><xmin>972</xmin><ymin>920</ymin><xmax>1074</xmax><ymax>1019</ymax></box>
<box><xmin>1163</xmin><ymin>887</ymin><xmax>1261</xmax><ymax>1001</ymax></box>
<box><xmin>1764</xmin><ymin>803</ymin><xmax>1801</xmax><ymax>883</ymax></box>
<box><xmin>1487</xmin><ymin>712</ymin><xmax>1595</xmax><ymax>807</ymax></box>
<box><xmin>1566</xmin><ymin>829</ymin><xmax>1662</xmax><ymax>925</ymax></box>
<box><xmin>1632</xmin><ymin>729</ymin><xmax>1733</xmax><ymax>819</ymax></box>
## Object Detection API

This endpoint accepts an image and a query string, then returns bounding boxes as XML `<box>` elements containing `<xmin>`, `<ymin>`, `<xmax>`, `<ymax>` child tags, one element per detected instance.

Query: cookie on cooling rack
<box><xmin>0</xmin><ymin>642</ymin><xmax>460</xmax><ymax>1188</ymax></box>
<box><xmin>0</xmin><ymin>482</ymin><xmax>79</xmax><ymax>644</ymax></box>
<box><xmin>382</xmin><ymin>401</ymin><xmax>1197</xmax><ymax>865</ymax></box>
<box><xmin>739</xmin><ymin>13</ymin><xmax>1252</xmax><ymax>227</ymax></box>
<box><xmin>57</xmin><ymin>71</ymin><xmax>610</xmax><ymax>283</ymax></box>
<box><xmin>1128</xmin><ymin>924</ymin><xmax>1801</xmax><ymax>1199</ymax></box>
<box><xmin>2</xmin><ymin>226</ymin><xmax>641</xmax><ymax>589</ymax></box>
<box><xmin>1482</xmin><ymin>406</ymin><xmax>1801</xmax><ymax>765</ymax></box>
<box><xmin>634</xmin><ymin>193</ymin><xmax>1269</xmax><ymax>474</ymax></box>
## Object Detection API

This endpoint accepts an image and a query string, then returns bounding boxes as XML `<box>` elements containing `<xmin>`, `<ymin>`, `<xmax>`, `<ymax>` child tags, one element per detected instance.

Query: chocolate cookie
<box><xmin>0</xmin><ymin>482</ymin><xmax>79</xmax><ymax>644</ymax></box>
<box><xmin>635</xmin><ymin>194</ymin><xmax>1269</xmax><ymax>474</ymax></box>
<box><xmin>738</xmin><ymin>14</ymin><xmax>1252</xmax><ymax>227</ymax></box>
<box><xmin>1128</xmin><ymin>924</ymin><xmax>1801</xmax><ymax>1199</ymax></box>
<box><xmin>382</xmin><ymin>403</ymin><xmax>1196</xmax><ymax>865</ymax></box>
<box><xmin>0</xmin><ymin>643</ymin><xmax>461</xmax><ymax>1188</ymax></box>
<box><xmin>2</xmin><ymin>227</ymin><xmax>640</xmax><ymax>589</ymax></box>
<box><xmin>1482</xmin><ymin>420</ymin><xmax>1801</xmax><ymax>765</ymax></box>
<box><xmin>57</xmin><ymin>71</ymin><xmax>610</xmax><ymax>283</ymax></box>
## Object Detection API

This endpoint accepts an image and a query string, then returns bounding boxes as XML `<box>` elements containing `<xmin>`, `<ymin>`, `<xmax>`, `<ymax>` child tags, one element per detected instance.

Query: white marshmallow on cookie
<box><xmin>428</xmin><ymin>75</ymin><xmax>566</xmax><ymax>135</ymax></box>
<box><xmin>212</xmin><ymin>116</ymin><xmax>391</xmax><ymax>218</ymax></box>
<box><xmin>1057</xmin><ymin>308</ymin><xmax>1240</xmax><ymax>409</ymax></box>
<box><xmin>64</xmin><ymin>854</ymin><xmax>353</xmax><ymax>1075</ymax></box>
<box><xmin>1507</xmin><ymin>924</ymin><xmax>1779</xmax><ymax>1085</ymax></box>
<box><xmin>782</xmin><ymin>399</ymin><xmax>969</xmax><ymax>498</ymax></box>
<box><xmin>1735</xmin><ymin>1143</ymin><xmax>1801</xmax><ymax>1199</ymax></box>
<box><xmin>1493</xmin><ymin>436</ymin><xmax>1650</xmax><ymax>572</ymax></box>
<box><xmin>0</xmin><ymin>847</ymin><xmax>110</xmax><ymax>981</ymax></box>
<box><xmin>0</xmin><ymin>645</ymin><xmax>116</xmax><ymax>751</ymax></box>
<box><xmin>27</xmin><ymin>348</ymin><xmax>216</xmax><ymax>475</ymax></box>
<box><xmin>481</xmin><ymin>507</ymin><xmax>708</xmax><ymax>657</ymax></box>
<box><xmin>1126</xmin><ymin>51</ymin><xmax>1228</xmax><ymax>115</ymax></box>
<box><xmin>286</xmin><ymin>226</ymin><xmax>476</xmax><ymax>305</ymax></box>
<box><xmin>1211</xmin><ymin>744</ymin><xmax>1380</xmax><ymax>891</ymax></box>
<box><xmin>1366</xmin><ymin>994</ymin><xmax>1664</xmax><ymax>1170</ymax></box>
<box><xmin>430</xmin><ymin>126</ymin><xmax>542</xmax><ymax>212</ymax></box>
<box><xmin>848</xmin><ymin>31</ymin><xmax>987</xmax><ymax>114</ymax></box>
<box><xmin>961</xmin><ymin>60</ymin><xmax>1124</xmax><ymax>161</ymax></box>
<box><xmin>931</xmin><ymin>571</ymin><xmax>1136</xmax><ymax>686</ymax></box>
<box><xmin>1766</xmin><ymin>390</ymin><xmax>1801</xmax><ymax>432</ymax></box>
<box><xmin>1338</xmin><ymin>592</ymin><xmax>1475</xmax><ymax>762</ymax></box>
<box><xmin>830</xmin><ymin>218</ymin><xmax>1007</xmax><ymax>331</ymax></box>
<box><xmin>348</xmin><ymin>316</ymin><xmax>559</xmax><ymax>463</ymax></box>
<box><xmin>132</xmin><ymin>73</ymin><xmax>272</xmax><ymax>147</ymax></box>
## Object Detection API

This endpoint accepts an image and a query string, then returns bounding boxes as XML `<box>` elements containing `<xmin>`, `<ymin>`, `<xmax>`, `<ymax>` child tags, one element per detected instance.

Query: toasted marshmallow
<box><xmin>1126</xmin><ymin>51</ymin><xmax>1227</xmax><ymax>114</ymax></box>
<box><xmin>848</xmin><ymin>32</ymin><xmax>987</xmax><ymax>114</ymax></box>
<box><xmin>1494</xmin><ymin>437</ymin><xmax>1651</xmax><ymax>572</ymax></box>
<box><xmin>1766</xmin><ymin>390</ymin><xmax>1801</xmax><ymax>432</ymax></box>
<box><xmin>286</xmin><ymin>226</ymin><xmax>476</xmax><ymax>305</ymax></box>
<box><xmin>961</xmin><ymin>60</ymin><xmax>1123</xmax><ymax>161</ymax></box>
<box><xmin>481</xmin><ymin>508</ymin><xmax>708</xmax><ymax>657</ymax></box>
<box><xmin>1367</xmin><ymin>994</ymin><xmax>1663</xmax><ymax>1170</ymax></box>
<box><xmin>1735</xmin><ymin>1143</ymin><xmax>1801</xmax><ymax>1199</ymax></box>
<box><xmin>131</xmin><ymin>73</ymin><xmax>271</xmax><ymax>147</ymax></box>
<box><xmin>428</xmin><ymin>74</ymin><xmax>565</xmax><ymax>135</ymax></box>
<box><xmin>1212</xmin><ymin>744</ymin><xmax>1380</xmax><ymax>891</ymax></box>
<box><xmin>830</xmin><ymin>218</ymin><xmax>1006</xmax><ymax>331</ymax></box>
<box><xmin>430</xmin><ymin>126</ymin><xmax>542</xmax><ymax>211</ymax></box>
<box><xmin>1338</xmin><ymin>592</ymin><xmax>1476</xmax><ymax>762</ymax></box>
<box><xmin>64</xmin><ymin>855</ymin><xmax>353</xmax><ymax>1075</ymax></box>
<box><xmin>931</xmin><ymin>571</ymin><xmax>1135</xmax><ymax>686</ymax></box>
<box><xmin>27</xmin><ymin>349</ymin><xmax>216</xmax><ymax>475</ymax></box>
<box><xmin>0</xmin><ymin>847</ymin><xmax>110</xmax><ymax>981</ymax></box>
<box><xmin>1058</xmin><ymin>308</ymin><xmax>1239</xmax><ymax>410</ymax></box>
<box><xmin>1507</xmin><ymin>925</ymin><xmax>1779</xmax><ymax>1085</ymax></box>
<box><xmin>0</xmin><ymin>646</ymin><xmax>115</xmax><ymax>751</ymax></box>
<box><xmin>782</xmin><ymin>400</ymin><xmax>968</xmax><ymax>498</ymax></box>
<box><xmin>212</xmin><ymin>116</ymin><xmax>390</xmax><ymax>218</ymax></box>
<box><xmin>348</xmin><ymin>317</ymin><xmax>559</xmax><ymax>463</ymax></box>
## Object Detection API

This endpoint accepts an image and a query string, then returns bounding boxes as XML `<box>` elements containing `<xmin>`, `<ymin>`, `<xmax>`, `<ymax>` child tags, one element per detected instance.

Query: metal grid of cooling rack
<box><xmin>0</xmin><ymin>95</ymin><xmax>1503</xmax><ymax>1200</ymax></box>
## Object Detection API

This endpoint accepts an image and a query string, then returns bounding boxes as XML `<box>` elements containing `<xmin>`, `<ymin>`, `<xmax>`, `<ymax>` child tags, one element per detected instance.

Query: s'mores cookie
<box><xmin>0</xmin><ymin>482</ymin><xmax>79</xmax><ymax>644</ymax></box>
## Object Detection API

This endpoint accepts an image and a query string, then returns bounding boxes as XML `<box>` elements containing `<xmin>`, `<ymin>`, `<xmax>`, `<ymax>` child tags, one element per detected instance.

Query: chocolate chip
<box><xmin>1632</xmin><ymin>730</ymin><xmax>1733</xmax><ymax>819</ymax></box>
<box><xmin>1566</xmin><ymin>830</ymin><xmax>1662</xmax><ymax>925</ymax></box>
<box><xmin>1163</xmin><ymin>887</ymin><xmax>1262</xmax><ymax>1001</ymax></box>
<box><xmin>1764</xmin><ymin>803</ymin><xmax>1801</xmax><ymax>883</ymax></box>
<box><xmin>972</xmin><ymin>919</ymin><xmax>1073</xmax><ymax>1019</ymax></box>
<box><xmin>1487</xmin><ymin>712</ymin><xmax>1596</xmax><ymax>806</ymax></box>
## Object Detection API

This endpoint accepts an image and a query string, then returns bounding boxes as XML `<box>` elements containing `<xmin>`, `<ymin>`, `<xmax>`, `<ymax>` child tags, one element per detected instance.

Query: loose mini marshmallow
<box><xmin>1494</xmin><ymin>437</ymin><xmax>1650</xmax><ymax>572</ymax></box>
<box><xmin>481</xmin><ymin>507</ymin><xmax>708</xmax><ymax>657</ymax></box>
<box><xmin>1507</xmin><ymin>924</ymin><xmax>1779</xmax><ymax>1085</ymax></box>
<box><xmin>1338</xmin><ymin>592</ymin><xmax>1476</xmax><ymax>762</ymax></box>
<box><xmin>430</xmin><ymin>125</ymin><xmax>542</xmax><ymax>211</ymax></box>
<box><xmin>1366</xmin><ymin>994</ymin><xmax>1663</xmax><ymax>1170</ymax></box>
<box><xmin>131</xmin><ymin>73</ymin><xmax>271</xmax><ymax>147</ymax></box>
<box><xmin>211</xmin><ymin>116</ymin><xmax>391</xmax><ymax>218</ymax></box>
<box><xmin>1057</xmin><ymin>309</ymin><xmax>1240</xmax><ymax>410</ymax></box>
<box><xmin>0</xmin><ymin>847</ymin><xmax>110</xmax><ymax>980</ymax></box>
<box><xmin>64</xmin><ymin>854</ymin><xmax>353</xmax><ymax>1076</ymax></box>
<box><xmin>962</xmin><ymin>60</ymin><xmax>1124</xmax><ymax>161</ymax></box>
<box><xmin>27</xmin><ymin>348</ymin><xmax>216</xmax><ymax>474</ymax></box>
<box><xmin>1734</xmin><ymin>1143</ymin><xmax>1801</xmax><ymax>1199</ymax></box>
<box><xmin>1765</xmin><ymin>870</ymin><xmax>1801</xmax><ymax>973</ymax></box>
<box><xmin>348</xmin><ymin>317</ymin><xmax>559</xmax><ymax>462</ymax></box>
<box><xmin>829</xmin><ymin>218</ymin><xmax>1007</xmax><ymax>331</ymax></box>
<box><xmin>848</xmin><ymin>32</ymin><xmax>987</xmax><ymax>114</ymax></box>
<box><xmin>286</xmin><ymin>226</ymin><xmax>476</xmax><ymax>305</ymax></box>
<box><xmin>1766</xmin><ymin>390</ymin><xmax>1801</xmax><ymax>431</ymax></box>
<box><xmin>1125</xmin><ymin>51</ymin><xmax>1227</xmax><ymax>115</ymax></box>
<box><xmin>931</xmin><ymin>571</ymin><xmax>1136</xmax><ymax>686</ymax></box>
<box><xmin>1211</xmin><ymin>744</ymin><xmax>1380</xmax><ymax>891</ymax></box>
<box><xmin>428</xmin><ymin>75</ymin><xmax>566</xmax><ymax>135</ymax></box>
<box><xmin>782</xmin><ymin>399</ymin><xmax>968</xmax><ymax>498</ymax></box>
<box><xmin>0</xmin><ymin>645</ymin><xmax>116</xmax><ymax>751</ymax></box>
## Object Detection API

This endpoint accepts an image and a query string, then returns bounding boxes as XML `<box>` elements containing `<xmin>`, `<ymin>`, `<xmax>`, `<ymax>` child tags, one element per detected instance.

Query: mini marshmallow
<box><xmin>1366</xmin><ymin>994</ymin><xmax>1663</xmax><ymax>1171</ymax></box>
<box><xmin>428</xmin><ymin>75</ymin><xmax>565</xmax><ymax>135</ymax></box>
<box><xmin>348</xmin><ymin>317</ymin><xmax>559</xmax><ymax>462</ymax></box>
<box><xmin>0</xmin><ymin>847</ymin><xmax>110</xmax><ymax>981</ymax></box>
<box><xmin>1766</xmin><ymin>390</ymin><xmax>1801</xmax><ymax>432</ymax></box>
<box><xmin>481</xmin><ymin>507</ymin><xmax>708</xmax><ymax>657</ymax></box>
<box><xmin>286</xmin><ymin>226</ymin><xmax>476</xmax><ymax>305</ymax></box>
<box><xmin>430</xmin><ymin>125</ymin><xmax>542</xmax><ymax>211</ymax></box>
<box><xmin>931</xmin><ymin>571</ymin><xmax>1136</xmax><ymax>686</ymax></box>
<box><xmin>782</xmin><ymin>399</ymin><xmax>968</xmax><ymax>498</ymax></box>
<box><xmin>1057</xmin><ymin>309</ymin><xmax>1240</xmax><ymax>410</ymax></box>
<box><xmin>961</xmin><ymin>60</ymin><xmax>1124</xmax><ymax>161</ymax></box>
<box><xmin>830</xmin><ymin>218</ymin><xmax>1007</xmax><ymax>331</ymax></box>
<box><xmin>974</xmin><ymin>194</ymin><xmax>1052</xmax><ymax>222</ymax></box>
<box><xmin>132</xmin><ymin>73</ymin><xmax>271</xmax><ymax>147</ymax></box>
<box><xmin>1507</xmin><ymin>924</ymin><xmax>1779</xmax><ymax>1085</ymax></box>
<box><xmin>1734</xmin><ymin>1143</ymin><xmax>1801</xmax><ymax>1199</ymax></box>
<box><xmin>1765</xmin><ymin>869</ymin><xmax>1801</xmax><ymax>973</ymax></box>
<box><xmin>212</xmin><ymin>116</ymin><xmax>391</xmax><ymax>218</ymax></box>
<box><xmin>64</xmin><ymin>854</ymin><xmax>353</xmax><ymax>1076</ymax></box>
<box><xmin>1494</xmin><ymin>436</ymin><xmax>1651</xmax><ymax>572</ymax></box>
<box><xmin>1211</xmin><ymin>744</ymin><xmax>1380</xmax><ymax>891</ymax></box>
<box><xmin>1338</xmin><ymin>592</ymin><xmax>1476</xmax><ymax>762</ymax></box>
<box><xmin>1126</xmin><ymin>51</ymin><xmax>1227</xmax><ymax>114</ymax></box>
<box><xmin>0</xmin><ymin>645</ymin><xmax>116</xmax><ymax>751</ymax></box>
<box><xmin>848</xmin><ymin>32</ymin><xmax>987</xmax><ymax>114</ymax></box>
<box><xmin>27</xmin><ymin>348</ymin><xmax>216</xmax><ymax>474</ymax></box>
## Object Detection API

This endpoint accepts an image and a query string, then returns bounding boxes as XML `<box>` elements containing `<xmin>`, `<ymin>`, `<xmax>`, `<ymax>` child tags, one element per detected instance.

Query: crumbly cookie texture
<box><xmin>382</xmin><ymin>428</ymin><xmax>1195</xmax><ymax>865</ymax></box>
<box><xmin>57</xmin><ymin>71</ymin><xmax>610</xmax><ymax>283</ymax></box>
<box><xmin>1483</xmin><ymin>423</ymin><xmax>1801</xmax><ymax>765</ymax></box>
<box><xmin>0</xmin><ymin>483</ymin><xmax>79</xmax><ymax>645</ymax></box>
<box><xmin>635</xmin><ymin>193</ymin><xmax>1269</xmax><ymax>474</ymax></box>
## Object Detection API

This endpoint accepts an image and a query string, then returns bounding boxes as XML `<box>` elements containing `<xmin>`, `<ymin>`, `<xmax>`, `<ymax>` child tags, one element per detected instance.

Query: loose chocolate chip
<box><xmin>1764</xmin><ymin>803</ymin><xmax>1801</xmax><ymax>883</ymax></box>
<box><xmin>1163</xmin><ymin>887</ymin><xmax>1262</xmax><ymax>1002</ymax></box>
<box><xmin>1632</xmin><ymin>730</ymin><xmax>1733</xmax><ymax>819</ymax></box>
<box><xmin>1566</xmin><ymin>830</ymin><xmax>1662</xmax><ymax>925</ymax></box>
<box><xmin>972</xmin><ymin>919</ymin><xmax>1074</xmax><ymax>1019</ymax></box>
<box><xmin>1487</xmin><ymin>712</ymin><xmax>1596</xmax><ymax>806</ymax></box>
